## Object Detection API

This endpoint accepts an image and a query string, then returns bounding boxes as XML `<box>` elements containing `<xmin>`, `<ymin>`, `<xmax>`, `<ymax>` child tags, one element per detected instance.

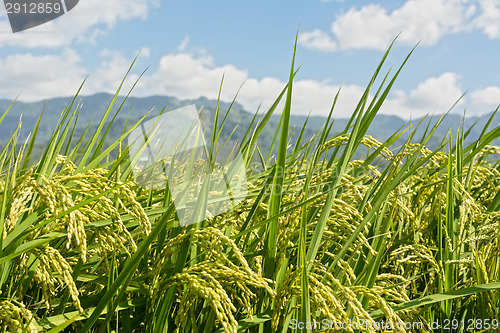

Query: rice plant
<box><xmin>1</xmin><ymin>36</ymin><xmax>500</xmax><ymax>333</ymax></box>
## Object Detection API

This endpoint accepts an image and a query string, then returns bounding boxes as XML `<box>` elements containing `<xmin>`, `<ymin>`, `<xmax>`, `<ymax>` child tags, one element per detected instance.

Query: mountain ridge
<box><xmin>1</xmin><ymin>93</ymin><xmax>499</xmax><ymax>151</ymax></box>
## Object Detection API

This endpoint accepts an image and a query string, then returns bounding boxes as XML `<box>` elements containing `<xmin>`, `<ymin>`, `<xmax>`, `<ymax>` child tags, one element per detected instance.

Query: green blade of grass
<box><xmin>263</xmin><ymin>29</ymin><xmax>298</xmax><ymax>279</ymax></box>
<box><xmin>370</xmin><ymin>281</ymin><xmax>500</xmax><ymax>319</ymax></box>
<box><xmin>78</xmin><ymin>204</ymin><xmax>175</xmax><ymax>333</ymax></box>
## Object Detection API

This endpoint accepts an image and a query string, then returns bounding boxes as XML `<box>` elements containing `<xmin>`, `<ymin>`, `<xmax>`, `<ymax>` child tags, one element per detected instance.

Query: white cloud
<box><xmin>0</xmin><ymin>48</ymin><xmax>476</xmax><ymax>119</ymax></box>
<box><xmin>299</xmin><ymin>29</ymin><xmax>337</xmax><ymax>52</ymax></box>
<box><xmin>133</xmin><ymin>52</ymin><xmax>249</xmax><ymax>102</ymax></box>
<box><xmin>407</xmin><ymin>72</ymin><xmax>464</xmax><ymax>109</ymax></box>
<box><xmin>0</xmin><ymin>48</ymin><xmax>362</xmax><ymax>117</ymax></box>
<box><xmin>0</xmin><ymin>0</ymin><xmax>159</xmax><ymax>48</ymax></box>
<box><xmin>472</xmin><ymin>0</ymin><xmax>500</xmax><ymax>38</ymax></box>
<box><xmin>123</xmin><ymin>51</ymin><xmax>472</xmax><ymax>119</ymax></box>
<box><xmin>384</xmin><ymin>72</ymin><xmax>465</xmax><ymax>118</ymax></box>
<box><xmin>0</xmin><ymin>49</ymin><xmax>86</xmax><ymax>100</ymax></box>
<box><xmin>300</xmin><ymin>0</ymin><xmax>482</xmax><ymax>51</ymax></box>
<box><xmin>127</xmin><ymin>51</ymin><xmax>355</xmax><ymax>116</ymax></box>
<box><xmin>331</xmin><ymin>4</ymin><xmax>399</xmax><ymax>50</ymax></box>
<box><xmin>137</xmin><ymin>47</ymin><xmax>151</xmax><ymax>58</ymax></box>
<box><xmin>470</xmin><ymin>86</ymin><xmax>500</xmax><ymax>112</ymax></box>
<box><xmin>0</xmin><ymin>49</ymin><xmax>143</xmax><ymax>101</ymax></box>
<box><xmin>84</xmin><ymin>49</ymin><xmax>143</xmax><ymax>94</ymax></box>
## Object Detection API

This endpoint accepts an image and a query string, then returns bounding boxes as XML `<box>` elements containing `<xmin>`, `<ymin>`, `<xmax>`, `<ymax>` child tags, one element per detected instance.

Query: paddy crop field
<box><xmin>1</xmin><ymin>39</ymin><xmax>500</xmax><ymax>333</ymax></box>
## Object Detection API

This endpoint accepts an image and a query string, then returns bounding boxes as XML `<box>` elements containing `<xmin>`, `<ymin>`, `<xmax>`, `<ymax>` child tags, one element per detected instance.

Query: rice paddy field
<box><xmin>1</xmin><ymin>39</ymin><xmax>500</xmax><ymax>333</ymax></box>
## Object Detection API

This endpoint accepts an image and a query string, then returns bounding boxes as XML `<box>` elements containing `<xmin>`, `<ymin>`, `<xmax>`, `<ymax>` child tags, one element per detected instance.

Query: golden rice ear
<box><xmin>149</xmin><ymin>227</ymin><xmax>275</xmax><ymax>333</ymax></box>
<box><xmin>0</xmin><ymin>300</ymin><xmax>37</xmax><ymax>333</ymax></box>
<box><xmin>34</xmin><ymin>246</ymin><xmax>82</xmax><ymax>313</ymax></box>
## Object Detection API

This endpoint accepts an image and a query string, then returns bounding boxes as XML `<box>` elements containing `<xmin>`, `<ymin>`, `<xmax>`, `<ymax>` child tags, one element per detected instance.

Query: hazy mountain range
<box><xmin>1</xmin><ymin>93</ymin><xmax>499</xmax><ymax>156</ymax></box>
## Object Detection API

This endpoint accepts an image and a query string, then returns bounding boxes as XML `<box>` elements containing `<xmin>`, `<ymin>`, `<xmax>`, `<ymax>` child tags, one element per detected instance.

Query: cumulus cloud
<box><xmin>0</xmin><ymin>48</ymin><xmax>143</xmax><ymax>101</ymax></box>
<box><xmin>299</xmin><ymin>0</ymin><xmax>500</xmax><ymax>52</ymax></box>
<box><xmin>133</xmin><ymin>52</ymin><xmax>248</xmax><ymax>101</ymax></box>
<box><xmin>130</xmin><ymin>54</ymin><xmax>483</xmax><ymax>118</ymax></box>
<box><xmin>0</xmin><ymin>49</ymin><xmax>86</xmax><ymax>100</ymax></box>
<box><xmin>299</xmin><ymin>29</ymin><xmax>338</xmax><ymax>52</ymax></box>
<box><xmin>128</xmin><ymin>51</ymin><xmax>359</xmax><ymax>116</ymax></box>
<box><xmin>0</xmin><ymin>48</ymin><xmax>366</xmax><ymax>117</ymax></box>
<box><xmin>406</xmin><ymin>72</ymin><xmax>464</xmax><ymax>109</ymax></box>
<box><xmin>0</xmin><ymin>0</ymin><xmax>159</xmax><ymax>48</ymax></box>
<box><xmin>470</xmin><ymin>86</ymin><xmax>500</xmax><ymax>112</ymax></box>
<box><xmin>84</xmin><ymin>49</ymin><xmax>143</xmax><ymax>94</ymax></box>
<box><xmin>472</xmin><ymin>0</ymin><xmax>500</xmax><ymax>38</ymax></box>
<box><xmin>5</xmin><ymin>48</ymin><xmax>500</xmax><ymax>119</ymax></box>
<box><xmin>383</xmin><ymin>73</ymin><xmax>465</xmax><ymax>118</ymax></box>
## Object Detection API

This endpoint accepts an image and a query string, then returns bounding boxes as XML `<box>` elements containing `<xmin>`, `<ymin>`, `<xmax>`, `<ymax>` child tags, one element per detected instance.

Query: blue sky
<box><xmin>1</xmin><ymin>0</ymin><xmax>500</xmax><ymax>119</ymax></box>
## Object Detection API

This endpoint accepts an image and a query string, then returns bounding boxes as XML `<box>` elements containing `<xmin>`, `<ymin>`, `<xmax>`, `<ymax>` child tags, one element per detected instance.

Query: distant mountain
<box><xmin>1</xmin><ymin>93</ymin><xmax>499</xmax><ymax>157</ymax></box>
<box><xmin>0</xmin><ymin>93</ymin><xmax>247</xmax><ymax>142</ymax></box>
<box><xmin>280</xmin><ymin>111</ymin><xmax>500</xmax><ymax>145</ymax></box>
